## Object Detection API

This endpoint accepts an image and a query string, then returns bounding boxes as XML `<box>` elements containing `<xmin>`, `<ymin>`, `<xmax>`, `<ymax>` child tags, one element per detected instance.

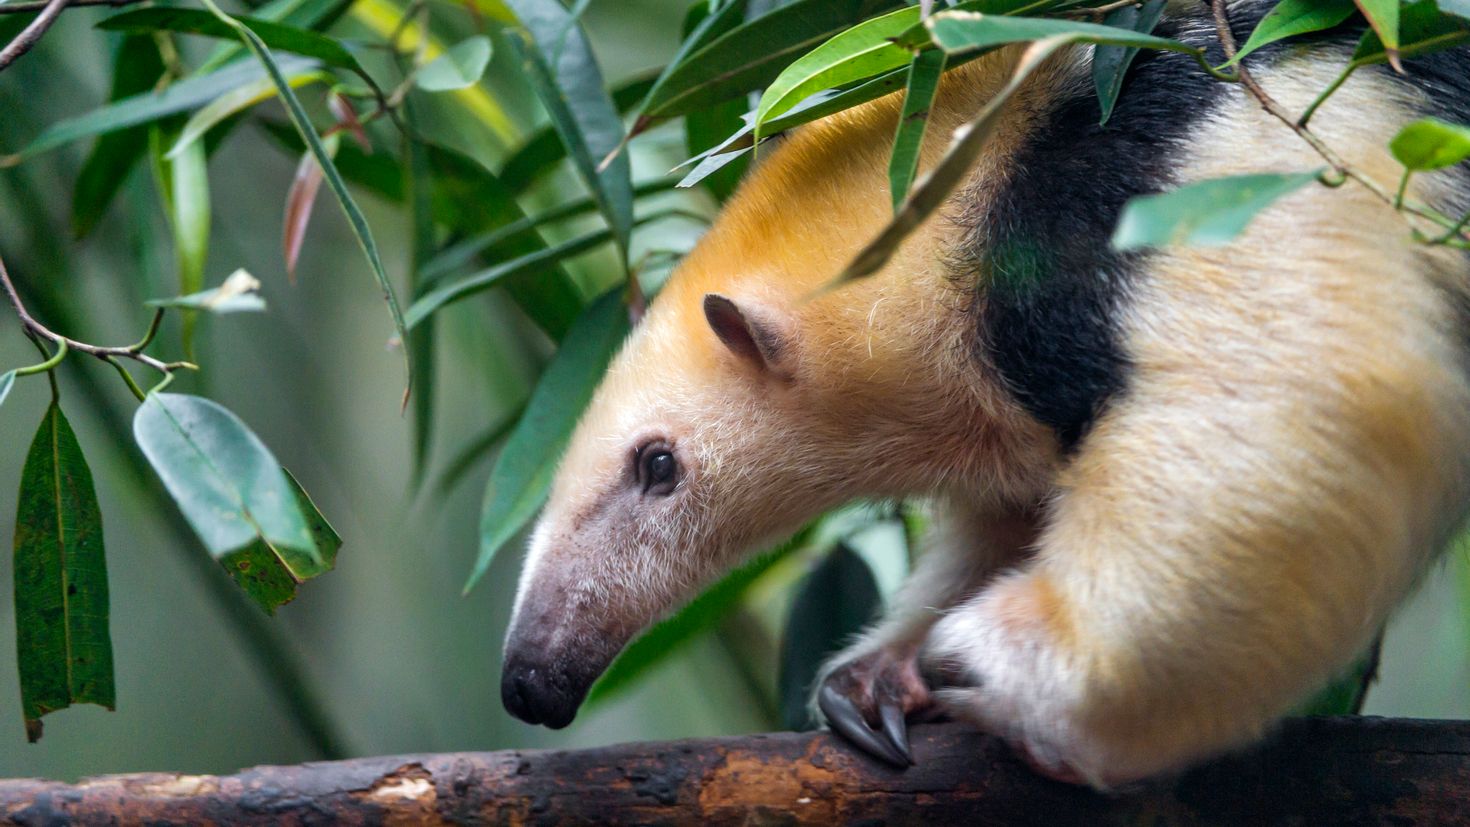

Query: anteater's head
<box><xmin>499</xmin><ymin>56</ymin><xmax>1039</xmax><ymax>729</ymax></box>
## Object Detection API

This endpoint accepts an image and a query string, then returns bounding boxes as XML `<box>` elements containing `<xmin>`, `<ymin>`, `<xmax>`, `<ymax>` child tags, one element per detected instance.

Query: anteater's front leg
<box><xmin>814</xmin><ymin>499</ymin><xmax>1041</xmax><ymax>765</ymax></box>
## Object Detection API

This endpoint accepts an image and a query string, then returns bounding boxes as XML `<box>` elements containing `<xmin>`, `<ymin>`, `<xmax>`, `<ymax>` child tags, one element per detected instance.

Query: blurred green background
<box><xmin>0</xmin><ymin>0</ymin><xmax>1465</xmax><ymax>782</ymax></box>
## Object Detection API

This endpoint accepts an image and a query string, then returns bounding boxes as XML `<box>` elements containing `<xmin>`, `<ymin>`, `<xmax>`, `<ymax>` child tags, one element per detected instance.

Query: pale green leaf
<box><xmin>415</xmin><ymin>35</ymin><xmax>492</xmax><ymax>92</ymax></box>
<box><xmin>168</xmin><ymin>70</ymin><xmax>330</xmax><ymax>159</ymax></box>
<box><xmin>147</xmin><ymin>268</ymin><xmax>267</xmax><ymax>314</ymax></box>
<box><xmin>1111</xmin><ymin>171</ymin><xmax>1321</xmax><ymax>250</ymax></box>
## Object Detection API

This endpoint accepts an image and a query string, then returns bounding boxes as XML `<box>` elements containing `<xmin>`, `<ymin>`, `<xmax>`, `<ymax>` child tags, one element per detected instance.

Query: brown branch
<box><xmin>0</xmin><ymin>249</ymin><xmax>194</xmax><ymax>380</ymax></box>
<box><xmin>0</xmin><ymin>719</ymin><xmax>1467</xmax><ymax>824</ymax></box>
<box><xmin>0</xmin><ymin>0</ymin><xmax>68</xmax><ymax>71</ymax></box>
<box><xmin>1209</xmin><ymin>0</ymin><xmax>1469</xmax><ymax>245</ymax></box>
<box><xmin>0</xmin><ymin>0</ymin><xmax>139</xmax><ymax>14</ymax></box>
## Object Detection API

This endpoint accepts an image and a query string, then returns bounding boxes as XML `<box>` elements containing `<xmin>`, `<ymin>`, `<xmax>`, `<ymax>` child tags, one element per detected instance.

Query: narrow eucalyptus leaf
<box><xmin>97</xmin><ymin>7</ymin><xmax>365</xmax><ymax>72</ymax></box>
<box><xmin>72</xmin><ymin>36</ymin><xmax>165</xmax><ymax>239</ymax></box>
<box><xmin>500</xmin><ymin>70</ymin><xmax>658</xmax><ymax>194</ymax></box>
<box><xmin>1092</xmin><ymin>0</ymin><xmax>1165</xmax><ymax>125</ymax></box>
<box><xmin>926</xmin><ymin>9</ymin><xmax>1195</xmax><ymax>55</ymax></box>
<box><xmin>14</xmin><ymin>403</ymin><xmax>115</xmax><ymax>742</ymax></box>
<box><xmin>1351</xmin><ymin>0</ymin><xmax>1469</xmax><ymax>66</ymax></box>
<box><xmin>1111</xmin><ymin>171</ymin><xmax>1320</xmax><ymax>251</ymax></box>
<box><xmin>1223</xmin><ymin>0</ymin><xmax>1355</xmax><ymax>67</ymax></box>
<box><xmin>465</xmin><ymin>290</ymin><xmax>631</xmax><ymax>595</ymax></box>
<box><xmin>416</xmin><ymin>35</ymin><xmax>493</xmax><ymax>92</ymax></box>
<box><xmin>1354</xmin><ymin>0</ymin><xmax>1401</xmax><ymax>68</ymax></box>
<box><xmin>888</xmin><ymin>47</ymin><xmax>946</xmax><ymax>211</ymax></box>
<box><xmin>168</xmin><ymin>70</ymin><xmax>329</xmax><ymax>158</ymax></box>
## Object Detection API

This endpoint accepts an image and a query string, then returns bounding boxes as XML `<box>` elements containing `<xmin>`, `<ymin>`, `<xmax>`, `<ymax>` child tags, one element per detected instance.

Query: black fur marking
<box><xmin>961</xmin><ymin>0</ymin><xmax>1470</xmax><ymax>451</ymax></box>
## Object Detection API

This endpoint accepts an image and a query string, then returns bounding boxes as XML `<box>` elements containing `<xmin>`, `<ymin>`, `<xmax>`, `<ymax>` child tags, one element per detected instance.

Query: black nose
<box><xmin>501</xmin><ymin>660</ymin><xmax>578</xmax><ymax>729</ymax></box>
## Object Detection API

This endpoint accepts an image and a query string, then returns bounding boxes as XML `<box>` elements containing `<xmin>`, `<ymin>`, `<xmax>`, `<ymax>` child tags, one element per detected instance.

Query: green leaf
<box><xmin>1354</xmin><ymin>0</ymin><xmax>1401</xmax><ymax>69</ymax></box>
<box><xmin>434</xmin><ymin>402</ymin><xmax>525</xmax><ymax>496</ymax></box>
<box><xmin>586</xmin><ymin>526</ymin><xmax>815</xmax><ymax>707</ymax></box>
<box><xmin>505</xmin><ymin>0</ymin><xmax>633</xmax><ymax>262</ymax></box>
<box><xmin>777</xmin><ymin>543</ymin><xmax>881</xmax><ymax>730</ymax></box>
<box><xmin>755</xmin><ymin>6</ymin><xmax>920</xmax><ymax>139</ymax></box>
<box><xmin>97</xmin><ymin>8</ymin><xmax>365</xmax><ymax>72</ymax></box>
<box><xmin>465</xmin><ymin>289</ymin><xmax>631</xmax><ymax>595</ymax></box>
<box><xmin>196</xmin><ymin>0</ymin><xmax>356</xmax><ymax>75</ymax></box>
<box><xmin>1390</xmin><ymin>117</ymin><xmax>1470</xmax><ymax>170</ymax></box>
<box><xmin>1223</xmin><ymin>0</ymin><xmax>1356</xmax><ymax>67</ymax></box>
<box><xmin>641</xmin><ymin>0</ymin><xmax>904</xmax><ymax>119</ymax></box>
<box><xmin>1093</xmin><ymin>0</ymin><xmax>1166</xmax><ymax>125</ymax></box>
<box><xmin>72</xmin><ymin>35</ymin><xmax>166</xmax><ymax>240</ymax></box>
<box><xmin>925</xmin><ymin>10</ymin><xmax>1197</xmax><ymax>55</ymax></box>
<box><xmin>500</xmin><ymin>69</ymin><xmax>658</xmax><ymax>193</ymax></box>
<box><xmin>405</xmin><ymin>100</ymin><xmax>437</xmax><ymax>489</ymax></box>
<box><xmin>408</xmin><ymin>208</ymin><xmax>688</xmax><ymax>328</ymax></box>
<box><xmin>134</xmin><ymin>392</ymin><xmax>324</xmax><ymax>613</ymax></box>
<box><xmin>1111</xmin><ymin>171</ymin><xmax>1321</xmax><ymax>250</ymax></box>
<box><xmin>888</xmin><ymin>47</ymin><xmax>945</xmax><ymax>211</ymax></box>
<box><xmin>199</xmin><ymin>0</ymin><xmax>410</xmax><ymax>396</ymax></box>
<box><xmin>168</xmin><ymin>70</ymin><xmax>330</xmax><ymax>159</ymax></box>
<box><xmin>678</xmin><ymin>0</ymin><xmax>754</xmax><ymax>201</ymax></box>
<box><xmin>0</xmin><ymin>371</ymin><xmax>14</xmax><ymax>409</ymax></box>
<box><xmin>1291</xmin><ymin>642</ymin><xmax>1379</xmax><ymax>715</ymax></box>
<box><xmin>415</xmin><ymin>35</ymin><xmax>493</xmax><ymax>92</ymax></box>
<box><xmin>837</xmin><ymin>35</ymin><xmax>1070</xmax><ymax>284</ymax></box>
<box><xmin>637</xmin><ymin>0</ymin><xmax>749</xmax><ymax>127</ymax></box>
<box><xmin>5</xmin><ymin>55</ymin><xmax>319</xmax><ymax>162</ymax></box>
<box><xmin>151</xmin><ymin>126</ymin><xmax>211</xmax><ymax>357</ymax></box>
<box><xmin>218</xmin><ymin>470</ymin><xmax>340</xmax><ymax>614</ymax></box>
<box><xmin>147</xmin><ymin>268</ymin><xmax>266</xmax><ymax>314</ymax></box>
<box><xmin>1351</xmin><ymin>0</ymin><xmax>1469</xmax><ymax>65</ymax></box>
<box><xmin>14</xmin><ymin>403</ymin><xmax>115</xmax><ymax>742</ymax></box>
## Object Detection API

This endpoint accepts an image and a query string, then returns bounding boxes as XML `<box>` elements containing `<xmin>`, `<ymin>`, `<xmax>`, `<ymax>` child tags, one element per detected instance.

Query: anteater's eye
<box><xmin>636</xmin><ymin>445</ymin><xmax>679</xmax><ymax>496</ymax></box>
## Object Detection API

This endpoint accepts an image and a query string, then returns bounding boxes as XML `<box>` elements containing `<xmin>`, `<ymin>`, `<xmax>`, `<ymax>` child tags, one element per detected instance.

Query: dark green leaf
<box><xmin>754</xmin><ymin>5</ymin><xmax>920</xmax><ymax>137</ymax></box>
<box><xmin>416</xmin><ymin>35</ymin><xmax>493</xmax><ymax>91</ymax></box>
<box><xmin>636</xmin><ymin>0</ymin><xmax>750</xmax><ymax>126</ymax></box>
<box><xmin>465</xmin><ymin>289</ymin><xmax>630</xmax><ymax>595</ymax></box>
<box><xmin>97</xmin><ymin>8</ymin><xmax>365</xmax><ymax>72</ymax></box>
<box><xmin>1223</xmin><ymin>0</ymin><xmax>1355</xmax><ymax>67</ymax></box>
<box><xmin>888</xmin><ymin>47</ymin><xmax>945</xmax><ymax>211</ymax></box>
<box><xmin>506</xmin><ymin>0</ymin><xmax>633</xmax><ymax>259</ymax></box>
<box><xmin>434</xmin><ymin>402</ymin><xmax>525</xmax><ymax>496</ymax></box>
<box><xmin>1111</xmin><ymin>171</ymin><xmax>1321</xmax><ymax>250</ymax></box>
<box><xmin>1390</xmin><ymin>117</ymin><xmax>1470</xmax><ymax>170</ymax></box>
<box><xmin>777</xmin><ymin>544</ymin><xmax>881</xmax><ymax>730</ymax></box>
<box><xmin>134</xmin><ymin>392</ymin><xmax>323</xmax><ymax>613</ymax></box>
<box><xmin>405</xmin><ymin>100</ymin><xmax>437</xmax><ymax>488</ymax></box>
<box><xmin>200</xmin><ymin>0</ymin><xmax>410</xmax><ymax>395</ymax></box>
<box><xmin>72</xmin><ymin>35</ymin><xmax>166</xmax><ymax>240</ymax></box>
<box><xmin>219</xmin><ymin>470</ymin><xmax>341</xmax><ymax>614</ymax></box>
<box><xmin>586</xmin><ymin>526</ymin><xmax>815</xmax><ymax>706</ymax></box>
<box><xmin>499</xmin><ymin>69</ymin><xmax>658</xmax><ymax>194</ymax></box>
<box><xmin>14</xmin><ymin>403</ymin><xmax>115</xmax><ymax>742</ymax></box>
<box><xmin>196</xmin><ymin>0</ymin><xmax>356</xmax><ymax>74</ymax></box>
<box><xmin>6</xmin><ymin>55</ymin><xmax>319</xmax><ymax>162</ymax></box>
<box><xmin>677</xmin><ymin>0</ymin><xmax>754</xmax><ymax>201</ymax></box>
<box><xmin>1292</xmin><ymin>643</ymin><xmax>1378</xmax><ymax>715</ymax></box>
<box><xmin>641</xmin><ymin>0</ymin><xmax>904</xmax><ymax>119</ymax></box>
<box><xmin>926</xmin><ymin>9</ymin><xmax>1197</xmax><ymax>55</ymax></box>
<box><xmin>1351</xmin><ymin>0</ymin><xmax>1470</xmax><ymax>66</ymax></box>
<box><xmin>1093</xmin><ymin>0</ymin><xmax>1166</xmax><ymax>125</ymax></box>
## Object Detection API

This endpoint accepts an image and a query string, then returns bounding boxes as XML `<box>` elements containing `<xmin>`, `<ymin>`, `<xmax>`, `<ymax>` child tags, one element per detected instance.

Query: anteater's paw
<box><xmin>815</xmin><ymin>645</ymin><xmax>935</xmax><ymax>767</ymax></box>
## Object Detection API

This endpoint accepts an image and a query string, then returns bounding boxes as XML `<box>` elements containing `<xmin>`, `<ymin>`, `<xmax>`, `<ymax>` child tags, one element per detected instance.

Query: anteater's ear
<box><xmin>703</xmin><ymin>294</ymin><xmax>789</xmax><ymax>375</ymax></box>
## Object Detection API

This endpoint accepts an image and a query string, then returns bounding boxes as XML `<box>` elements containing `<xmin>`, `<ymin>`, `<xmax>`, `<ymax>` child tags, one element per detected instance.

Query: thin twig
<box><xmin>0</xmin><ymin>0</ymin><xmax>68</xmax><ymax>71</ymax></box>
<box><xmin>0</xmin><ymin>249</ymin><xmax>196</xmax><ymax>379</ymax></box>
<box><xmin>0</xmin><ymin>0</ymin><xmax>138</xmax><ymax>13</ymax></box>
<box><xmin>1209</xmin><ymin>0</ymin><xmax>1470</xmax><ymax>244</ymax></box>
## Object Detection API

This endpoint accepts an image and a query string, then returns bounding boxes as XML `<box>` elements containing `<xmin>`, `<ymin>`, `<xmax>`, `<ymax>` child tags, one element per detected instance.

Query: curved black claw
<box><xmin>879</xmin><ymin>701</ymin><xmax>913</xmax><ymax>765</ymax></box>
<box><xmin>818</xmin><ymin>684</ymin><xmax>911</xmax><ymax>768</ymax></box>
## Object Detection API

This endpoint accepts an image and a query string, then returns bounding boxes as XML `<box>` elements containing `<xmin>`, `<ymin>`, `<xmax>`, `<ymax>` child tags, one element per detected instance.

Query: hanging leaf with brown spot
<box><xmin>13</xmin><ymin>402</ymin><xmax>115</xmax><ymax>742</ymax></box>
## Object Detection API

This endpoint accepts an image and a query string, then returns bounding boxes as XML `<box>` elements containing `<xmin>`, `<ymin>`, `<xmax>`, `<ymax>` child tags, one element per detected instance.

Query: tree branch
<box><xmin>0</xmin><ymin>0</ymin><xmax>69</xmax><ymax>71</ymax></box>
<box><xmin>0</xmin><ymin>249</ymin><xmax>195</xmax><ymax>391</ymax></box>
<box><xmin>0</xmin><ymin>0</ymin><xmax>140</xmax><ymax>14</ymax></box>
<box><xmin>1</xmin><ymin>719</ymin><xmax>1467</xmax><ymax>824</ymax></box>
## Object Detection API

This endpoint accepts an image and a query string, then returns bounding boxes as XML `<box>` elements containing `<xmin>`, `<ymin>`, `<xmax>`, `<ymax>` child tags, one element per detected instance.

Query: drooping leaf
<box><xmin>636</xmin><ymin>0</ymin><xmax>749</xmax><ymax>131</ymax></box>
<box><xmin>464</xmin><ymin>289</ymin><xmax>631</xmax><ymax>595</ymax></box>
<box><xmin>679</xmin><ymin>0</ymin><xmax>754</xmax><ymax>201</ymax></box>
<box><xmin>147</xmin><ymin>268</ymin><xmax>266</xmax><ymax>314</ymax></box>
<box><xmin>14</xmin><ymin>403</ymin><xmax>115</xmax><ymax>742</ymax></box>
<box><xmin>151</xmin><ymin>126</ymin><xmax>211</xmax><ymax>358</ymax></box>
<box><xmin>925</xmin><ymin>9</ymin><xmax>1197</xmax><ymax>55</ymax></box>
<box><xmin>200</xmin><ymin>0</ymin><xmax>410</xmax><ymax>396</ymax></box>
<box><xmin>72</xmin><ymin>35</ymin><xmax>166</xmax><ymax>239</ymax></box>
<box><xmin>196</xmin><ymin>0</ymin><xmax>357</xmax><ymax>74</ymax></box>
<box><xmin>168</xmin><ymin>70</ymin><xmax>331</xmax><ymax>159</ymax></box>
<box><xmin>505</xmin><ymin>0</ymin><xmax>633</xmax><ymax>261</ymax></box>
<box><xmin>585</xmin><ymin>525</ymin><xmax>816</xmax><ymax>707</ymax></box>
<box><xmin>888</xmin><ymin>47</ymin><xmax>945</xmax><ymax>211</ymax></box>
<box><xmin>1390</xmin><ymin>117</ymin><xmax>1470</xmax><ymax>171</ymax></box>
<box><xmin>282</xmin><ymin>133</ymin><xmax>339</xmax><ymax>281</ymax></box>
<box><xmin>5</xmin><ymin>54</ymin><xmax>319</xmax><ymax>162</ymax></box>
<box><xmin>1350</xmin><ymin>0</ymin><xmax>1470</xmax><ymax>66</ymax></box>
<box><xmin>218</xmin><ymin>470</ymin><xmax>340</xmax><ymax>614</ymax></box>
<box><xmin>1223</xmin><ymin>0</ymin><xmax>1356</xmax><ymax>67</ymax></box>
<box><xmin>1111</xmin><ymin>171</ymin><xmax>1321</xmax><ymax>250</ymax></box>
<box><xmin>133</xmin><ymin>393</ymin><xmax>325</xmax><ymax>613</ymax></box>
<box><xmin>1093</xmin><ymin>0</ymin><xmax>1166</xmax><ymax>125</ymax></box>
<box><xmin>415</xmin><ymin>35</ymin><xmax>493</xmax><ymax>92</ymax></box>
<box><xmin>405</xmin><ymin>99</ymin><xmax>437</xmax><ymax>489</ymax></box>
<box><xmin>777</xmin><ymin>543</ymin><xmax>882</xmax><ymax>730</ymax></box>
<box><xmin>0</xmin><ymin>371</ymin><xmax>15</xmax><ymax>409</ymax></box>
<box><xmin>97</xmin><ymin>8</ymin><xmax>366</xmax><ymax>73</ymax></box>
<box><xmin>640</xmin><ymin>0</ymin><xmax>904</xmax><ymax>120</ymax></box>
<box><xmin>500</xmin><ymin>69</ymin><xmax>658</xmax><ymax>193</ymax></box>
<box><xmin>1354</xmin><ymin>0</ymin><xmax>1402</xmax><ymax>70</ymax></box>
<box><xmin>754</xmin><ymin>6</ymin><xmax>920</xmax><ymax>139</ymax></box>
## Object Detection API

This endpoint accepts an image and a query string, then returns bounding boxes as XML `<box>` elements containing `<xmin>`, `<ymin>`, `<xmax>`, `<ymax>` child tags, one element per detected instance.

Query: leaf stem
<box><xmin>13</xmin><ymin>337</ymin><xmax>67</xmax><ymax>376</ymax></box>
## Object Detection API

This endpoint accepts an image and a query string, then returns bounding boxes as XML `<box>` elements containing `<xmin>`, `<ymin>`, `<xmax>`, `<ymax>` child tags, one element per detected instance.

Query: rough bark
<box><xmin>3</xmin><ymin>717</ymin><xmax>1469</xmax><ymax>825</ymax></box>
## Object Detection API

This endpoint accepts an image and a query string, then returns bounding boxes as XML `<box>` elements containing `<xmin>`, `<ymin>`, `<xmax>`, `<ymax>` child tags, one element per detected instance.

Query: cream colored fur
<box><xmin>510</xmin><ymin>18</ymin><xmax>1470</xmax><ymax>788</ymax></box>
